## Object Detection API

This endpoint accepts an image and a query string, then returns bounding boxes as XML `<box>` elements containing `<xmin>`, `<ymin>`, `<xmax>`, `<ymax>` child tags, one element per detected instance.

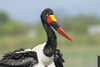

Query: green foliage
<box><xmin>0</xmin><ymin>12</ymin><xmax>9</xmax><ymax>23</ymax></box>
<box><xmin>0</xmin><ymin>12</ymin><xmax>28</xmax><ymax>36</ymax></box>
<box><xmin>0</xmin><ymin>22</ymin><xmax>27</xmax><ymax>36</ymax></box>
<box><xmin>62</xmin><ymin>15</ymin><xmax>100</xmax><ymax>34</ymax></box>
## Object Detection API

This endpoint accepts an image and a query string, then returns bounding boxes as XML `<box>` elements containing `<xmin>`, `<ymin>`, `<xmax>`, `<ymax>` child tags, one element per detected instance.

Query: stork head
<box><xmin>41</xmin><ymin>8</ymin><xmax>73</xmax><ymax>41</ymax></box>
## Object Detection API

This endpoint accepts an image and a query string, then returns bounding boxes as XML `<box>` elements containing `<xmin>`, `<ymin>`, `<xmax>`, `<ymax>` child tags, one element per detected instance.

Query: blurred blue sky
<box><xmin>0</xmin><ymin>0</ymin><xmax>100</xmax><ymax>23</ymax></box>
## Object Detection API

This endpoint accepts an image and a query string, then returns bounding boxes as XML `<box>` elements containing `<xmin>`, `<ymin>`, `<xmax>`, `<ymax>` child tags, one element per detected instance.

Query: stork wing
<box><xmin>54</xmin><ymin>49</ymin><xmax>65</xmax><ymax>67</ymax></box>
<box><xmin>0</xmin><ymin>48</ymin><xmax>38</xmax><ymax>67</ymax></box>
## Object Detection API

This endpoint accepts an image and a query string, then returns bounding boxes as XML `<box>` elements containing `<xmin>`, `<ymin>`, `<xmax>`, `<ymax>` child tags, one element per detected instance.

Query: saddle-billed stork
<box><xmin>0</xmin><ymin>8</ymin><xmax>72</xmax><ymax>67</ymax></box>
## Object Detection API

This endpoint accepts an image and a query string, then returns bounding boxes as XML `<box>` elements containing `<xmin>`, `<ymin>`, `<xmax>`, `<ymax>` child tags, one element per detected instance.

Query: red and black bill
<box><xmin>47</xmin><ymin>14</ymin><xmax>73</xmax><ymax>41</ymax></box>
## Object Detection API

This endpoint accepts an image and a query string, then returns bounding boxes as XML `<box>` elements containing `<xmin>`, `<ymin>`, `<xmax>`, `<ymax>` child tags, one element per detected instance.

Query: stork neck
<box><xmin>43</xmin><ymin>23</ymin><xmax>57</xmax><ymax>46</ymax></box>
<box><xmin>42</xmin><ymin>23</ymin><xmax>57</xmax><ymax>57</ymax></box>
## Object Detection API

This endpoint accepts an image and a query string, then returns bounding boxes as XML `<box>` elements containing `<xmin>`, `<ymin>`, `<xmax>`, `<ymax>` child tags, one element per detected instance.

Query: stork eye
<box><xmin>46</xmin><ymin>14</ymin><xmax>48</xmax><ymax>16</ymax></box>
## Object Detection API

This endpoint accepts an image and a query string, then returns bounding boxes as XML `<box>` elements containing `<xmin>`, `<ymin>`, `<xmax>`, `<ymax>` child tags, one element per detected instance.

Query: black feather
<box><xmin>54</xmin><ymin>49</ymin><xmax>65</xmax><ymax>67</ymax></box>
<box><xmin>0</xmin><ymin>48</ymin><xmax>38</xmax><ymax>67</ymax></box>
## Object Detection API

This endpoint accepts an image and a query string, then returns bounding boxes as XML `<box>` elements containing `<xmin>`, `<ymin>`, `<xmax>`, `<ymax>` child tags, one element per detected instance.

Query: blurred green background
<box><xmin>0</xmin><ymin>0</ymin><xmax>100</xmax><ymax>67</ymax></box>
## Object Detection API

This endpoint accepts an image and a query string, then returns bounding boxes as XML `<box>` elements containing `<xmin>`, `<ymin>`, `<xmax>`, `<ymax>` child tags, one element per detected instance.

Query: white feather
<box><xmin>32</xmin><ymin>42</ymin><xmax>55</xmax><ymax>67</ymax></box>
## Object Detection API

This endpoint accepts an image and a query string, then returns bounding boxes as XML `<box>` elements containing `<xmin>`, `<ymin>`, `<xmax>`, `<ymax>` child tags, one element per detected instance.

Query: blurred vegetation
<box><xmin>62</xmin><ymin>15</ymin><xmax>100</xmax><ymax>34</ymax></box>
<box><xmin>0</xmin><ymin>12</ymin><xmax>100</xmax><ymax>67</ymax></box>
<box><xmin>0</xmin><ymin>12</ymin><xmax>29</xmax><ymax>36</ymax></box>
<box><xmin>0</xmin><ymin>12</ymin><xmax>9</xmax><ymax>23</ymax></box>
